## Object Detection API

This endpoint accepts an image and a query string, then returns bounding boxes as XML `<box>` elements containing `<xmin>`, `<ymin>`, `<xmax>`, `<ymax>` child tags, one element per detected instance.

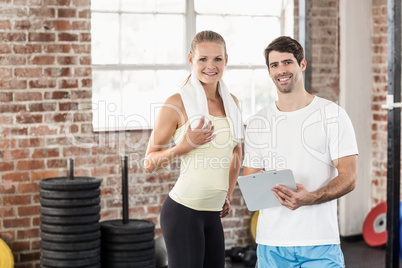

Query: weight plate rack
<box><xmin>100</xmin><ymin>156</ymin><xmax>156</xmax><ymax>268</ymax></box>
<box><xmin>39</xmin><ymin>159</ymin><xmax>101</xmax><ymax>268</ymax></box>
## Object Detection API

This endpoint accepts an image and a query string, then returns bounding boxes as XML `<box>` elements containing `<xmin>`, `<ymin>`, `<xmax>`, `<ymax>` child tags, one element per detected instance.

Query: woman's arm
<box><xmin>220</xmin><ymin>143</ymin><xmax>242</xmax><ymax>218</ymax></box>
<box><xmin>227</xmin><ymin>144</ymin><xmax>242</xmax><ymax>202</ymax></box>
<box><xmin>227</xmin><ymin>93</ymin><xmax>244</xmax><ymax>201</ymax></box>
<box><xmin>220</xmin><ymin>94</ymin><xmax>243</xmax><ymax>217</ymax></box>
<box><xmin>228</xmin><ymin>93</ymin><xmax>243</xmax><ymax>201</ymax></box>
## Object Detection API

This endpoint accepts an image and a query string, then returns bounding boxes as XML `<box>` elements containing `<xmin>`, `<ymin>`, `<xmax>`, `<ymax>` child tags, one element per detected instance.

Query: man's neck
<box><xmin>275</xmin><ymin>88</ymin><xmax>314</xmax><ymax>112</ymax></box>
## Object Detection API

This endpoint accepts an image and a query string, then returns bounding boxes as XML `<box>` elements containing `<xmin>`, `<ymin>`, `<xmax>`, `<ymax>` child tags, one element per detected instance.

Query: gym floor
<box><xmin>226</xmin><ymin>238</ymin><xmax>402</xmax><ymax>268</ymax></box>
<box><xmin>341</xmin><ymin>239</ymin><xmax>402</xmax><ymax>268</ymax></box>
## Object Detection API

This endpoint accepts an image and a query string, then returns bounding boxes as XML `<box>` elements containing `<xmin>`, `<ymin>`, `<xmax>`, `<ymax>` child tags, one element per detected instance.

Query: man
<box><xmin>243</xmin><ymin>36</ymin><xmax>358</xmax><ymax>267</ymax></box>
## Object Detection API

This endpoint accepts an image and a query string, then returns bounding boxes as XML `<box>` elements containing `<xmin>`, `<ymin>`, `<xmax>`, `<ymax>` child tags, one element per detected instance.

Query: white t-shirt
<box><xmin>243</xmin><ymin>96</ymin><xmax>358</xmax><ymax>246</ymax></box>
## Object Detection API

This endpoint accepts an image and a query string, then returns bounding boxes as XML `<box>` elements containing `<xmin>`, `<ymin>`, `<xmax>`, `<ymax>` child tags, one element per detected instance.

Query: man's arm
<box><xmin>272</xmin><ymin>154</ymin><xmax>358</xmax><ymax>210</ymax></box>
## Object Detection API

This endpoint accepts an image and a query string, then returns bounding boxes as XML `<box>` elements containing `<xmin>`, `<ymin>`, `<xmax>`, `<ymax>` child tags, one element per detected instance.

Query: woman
<box><xmin>144</xmin><ymin>30</ymin><xmax>243</xmax><ymax>268</ymax></box>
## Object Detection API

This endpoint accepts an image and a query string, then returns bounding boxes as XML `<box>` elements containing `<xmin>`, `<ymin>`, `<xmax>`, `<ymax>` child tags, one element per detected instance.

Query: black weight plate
<box><xmin>41</xmin><ymin>222</ymin><xmax>100</xmax><ymax>234</ymax></box>
<box><xmin>102</xmin><ymin>259</ymin><xmax>155</xmax><ymax>268</ymax></box>
<box><xmin>40</xmin><ymin>205</ymin><xmax>100</xmax><ymax>216</ymax></box>
<box><xmin>41</xmin><ymin>239</ymin><xmax>100</xmax><ymax>251</ymax></box>
<box><xmin>101</xmin><ymin>248</ymin><xmax>155</xmax><ymax>259</ymax></box>
<box><xmin>40</xmin><ymin>177</ymin><xmax>101</xmax><ymax>190</ymax></box>
<box><xmin>40</xmin><ymin>264</ymin><xmax>100</xmax><ymax>268</ymax></box>
<box><xmin>102</xmin><ymin>264</ymin><xmax>154</xmax><ymax>268</ymax></box>
<box><xmin>41</xmin><ymin>256</ymin><xmax>100</xmax><ymax>267</ymax></box>
<box><xmin>102</xmin><ymin>252</ymin><xmax>154</xmax><ymax>263</ymax></box>
<box><xmin>40</xmin><ymin>189</ymin><xmax>100</xmax><ymax>199</ymax></box>
<box><xmin>41</xmin><ymin>247</ymin><xmax>100</xmax><ymax>260</ymax></box>
<box><xmin>101</xmin><ymin>231</ymin><xmax>154</xmax><ymax>243</ymax></box>
<box><xmin>41</xmin><ymin>230</ymin><xmax>100</xmax><ymax>242</ymax></box>
<box><xmin>40</xmin><ymin>197</ymin><xmax>100</xmax><ymax>208</ymax></box>
<box><xmin>100</xmin><ymin>219</ymin><xmax>155</xmax><ymax>235</ymax></box>
<box><xmin>41</xmin><ymin>265</ymin><xmax>100</xmax><ymax>268</ymax></box>
<box><xmin>40</xmin><ymin>214</ymin><xmax>100</xmax><ymax>225</ymax></box>
<box><xmin>101</xmin><ymin>240</ymin><xmax>154</xmax><ymax>251</ymax></box>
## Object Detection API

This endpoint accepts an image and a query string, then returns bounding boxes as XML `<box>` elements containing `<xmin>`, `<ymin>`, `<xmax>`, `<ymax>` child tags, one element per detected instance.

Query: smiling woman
<box><xmin>90</xmin><ymin>0</ymin><xmax>293</xmax><ymax>131</ymax></box>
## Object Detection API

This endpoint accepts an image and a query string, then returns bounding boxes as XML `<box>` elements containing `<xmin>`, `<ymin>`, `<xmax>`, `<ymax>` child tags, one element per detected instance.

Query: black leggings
<box><xmin>160</xmin><ymin>196</ymin><xmax>225</xmax><ymax>268</ymax></box>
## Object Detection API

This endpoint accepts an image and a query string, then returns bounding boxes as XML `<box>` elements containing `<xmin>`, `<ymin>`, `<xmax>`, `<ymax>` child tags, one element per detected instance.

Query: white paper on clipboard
<box><xmin>237</xmin><ymin>169</ymin><xmax>296</xmax><ymax>211</ymax></box>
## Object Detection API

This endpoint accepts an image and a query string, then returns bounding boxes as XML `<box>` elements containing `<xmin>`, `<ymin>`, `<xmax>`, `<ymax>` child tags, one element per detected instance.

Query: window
<box><xmin>91</xmin><ymin>0</ymin><xmax>293</xmax><ymax>131</ymax></box>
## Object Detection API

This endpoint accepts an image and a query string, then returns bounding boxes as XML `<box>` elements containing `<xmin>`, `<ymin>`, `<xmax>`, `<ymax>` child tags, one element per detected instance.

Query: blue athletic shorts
<box><xmin>256</xmin><ymin>244</ymin><xmax>345</xmax><ymax>268</ymax></box>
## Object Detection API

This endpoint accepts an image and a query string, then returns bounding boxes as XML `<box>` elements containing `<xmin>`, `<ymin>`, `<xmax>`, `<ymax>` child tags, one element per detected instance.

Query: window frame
<box><xmin>91</xmin><ymin>0</ymin><xmax>292</xmax><ymax>131</ymax></box>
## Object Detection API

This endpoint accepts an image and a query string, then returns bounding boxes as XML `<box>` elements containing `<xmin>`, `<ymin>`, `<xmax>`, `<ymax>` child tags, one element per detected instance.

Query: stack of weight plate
<box><xmin>101</xmin><ymin>219</ymin><xmax>155</xmax><ymax>268</ymax></box>
<box><xmin>39</xmin><ymin>177</ymin><xmax>101</xmax><ymax>268</ymax></box>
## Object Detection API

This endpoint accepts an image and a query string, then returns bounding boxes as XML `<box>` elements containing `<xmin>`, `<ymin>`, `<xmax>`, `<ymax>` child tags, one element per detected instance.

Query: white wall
<box><xmin>339</xmin><ymin>0</ymin><xmax>373</xmax><ymax>236</ymax></box>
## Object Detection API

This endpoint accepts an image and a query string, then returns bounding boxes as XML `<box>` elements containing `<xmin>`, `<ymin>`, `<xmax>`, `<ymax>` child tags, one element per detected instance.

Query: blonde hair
<box><xmin>183</xmin><ymin>31</ymin><xmax>227</xmax><ymax>86</ymax></box>
<box><xmin>190</xmin><ymin>30</ymin><xmax>227</xmax><ymax>55</ymax></box>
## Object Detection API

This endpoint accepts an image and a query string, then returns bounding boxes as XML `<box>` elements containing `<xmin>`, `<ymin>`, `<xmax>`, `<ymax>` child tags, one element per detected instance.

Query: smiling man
<box><xmin>242</xmin><ymin>36</ymin><xmax>359</xmax><ymax>267</ymax></box>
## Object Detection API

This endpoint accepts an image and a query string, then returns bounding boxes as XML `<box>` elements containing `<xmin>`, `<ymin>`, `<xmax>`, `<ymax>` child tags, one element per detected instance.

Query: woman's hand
<box><xmin>220</xmin><ymin>196</ymin><xmax>231</xmax><ymax>218</ymax></box>
<box><xmin>179</xmin><ymin>117</ymin><xmax>215</xmax><ymax>153</ymax></box>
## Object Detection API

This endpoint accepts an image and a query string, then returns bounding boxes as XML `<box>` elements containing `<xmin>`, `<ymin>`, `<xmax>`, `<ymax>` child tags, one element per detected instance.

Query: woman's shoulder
<box><xmin>165</xmin><ymin>93</ymin><xmax>183</xmax><ymax>107</ymax></box>
<box><xmin>163</xmin><ymin>93</ymin><xmax>187</xmax><ymax>125</ymax></box>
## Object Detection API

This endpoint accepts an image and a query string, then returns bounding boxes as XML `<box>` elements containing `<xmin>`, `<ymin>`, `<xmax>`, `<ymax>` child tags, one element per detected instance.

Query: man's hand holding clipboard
<box><xmin>271</xmin><ymin>182</ymin><xmax>313</xmax><ymax>211</ymax></box>
<box><xmin>237</xmin><ymin>169</ymin><xmax>297</xmax><ymax>211</ymax></box>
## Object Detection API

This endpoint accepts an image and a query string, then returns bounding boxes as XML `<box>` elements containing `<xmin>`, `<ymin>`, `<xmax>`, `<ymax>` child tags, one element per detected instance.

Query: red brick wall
<box><xmin>0</xmin><ymin>1</ymin><xmax>252</xmax><ymax>267</ymax></box>
<box><xmin>294</xmin><ymin>0</ymin><xmax>340</xmax><ymax>101</ymax></box>
<box><xmin>0</xmin><ymin>1</ymin><xmax>94</xmax><ymax>267</ymax></box>
<box><xmin>310</xmin><ymin>0</ymin><xmax>340</xmax><ymax>101</ymax></box>
<box><xmin>371</xmin><ymin>0</ymin><xmax>390</xmax><ymax>205</ymax></box>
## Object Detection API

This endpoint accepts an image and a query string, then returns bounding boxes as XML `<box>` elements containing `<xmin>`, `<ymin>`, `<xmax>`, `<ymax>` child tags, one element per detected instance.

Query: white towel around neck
<box><xmin>180</xmin><ymin>71</ymin><xmax>244</xmax><ymax>142</ymax></box>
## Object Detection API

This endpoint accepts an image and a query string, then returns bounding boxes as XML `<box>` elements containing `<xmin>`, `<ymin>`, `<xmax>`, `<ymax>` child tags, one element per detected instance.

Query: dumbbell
<box><xmin>226</xmin><ymin>246</ymin><xmax>245</xmax><ymax>262</ymax></box>
<box><xmin>243</xmin><ymin>248</ymin><xmax>257</xmax><ymax>267</ymax></box>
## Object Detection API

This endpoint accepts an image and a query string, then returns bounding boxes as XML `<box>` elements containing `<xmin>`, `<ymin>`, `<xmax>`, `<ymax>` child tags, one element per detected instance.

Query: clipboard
<box><xmin>237</xmin><ymin>169</ymin><xmax>296</xmax><ymax>211</ymax></box>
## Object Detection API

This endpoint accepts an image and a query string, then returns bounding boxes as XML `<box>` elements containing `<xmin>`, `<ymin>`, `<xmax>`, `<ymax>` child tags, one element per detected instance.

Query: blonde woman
<box><xmin>145</xmin><ymin>31</ymin><xmax>243</xmax><ymax>268</ymax></box>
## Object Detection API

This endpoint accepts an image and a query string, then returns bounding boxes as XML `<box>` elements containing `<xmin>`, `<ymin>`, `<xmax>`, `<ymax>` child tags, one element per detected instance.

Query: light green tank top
<box><xmin>169</xmin><ymin>115</ymin><xmax>238</xmax><ymax>211</ymax></box>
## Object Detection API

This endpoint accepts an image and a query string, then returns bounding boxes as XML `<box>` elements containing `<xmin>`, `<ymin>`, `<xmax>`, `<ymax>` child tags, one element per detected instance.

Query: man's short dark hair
<box><xmin>264</xmin><ymin>36</ymin><xmax>304</xmax><ymax>68</ymax></box>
